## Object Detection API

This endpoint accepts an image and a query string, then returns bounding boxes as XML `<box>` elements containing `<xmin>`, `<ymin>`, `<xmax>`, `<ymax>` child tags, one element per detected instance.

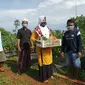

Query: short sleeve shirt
<box><xmin>17</xmin><ymin>27</ymin><xmax>32</xmax><ymax>45</ymax></box>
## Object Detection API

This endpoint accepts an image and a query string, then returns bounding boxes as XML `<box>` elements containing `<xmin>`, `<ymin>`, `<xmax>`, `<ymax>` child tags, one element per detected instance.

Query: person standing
<box><xmin>17</xmin><ymin>19</ymin><xmax>32</xmax><ymax>74</ymax></box>
<box><xmin>61</xmin><ymin>19</ymin><xmax>82</xmax><ymax>79</ymax></box>
<box><xmin>31</xmin><ymin>16</ymin><xmax>56</xmax><ymax>82</ymax></box>
<box><xmin>0</xmin><ymin>31</ymin><xmax>7</xmax><ymax>72</ymax></box>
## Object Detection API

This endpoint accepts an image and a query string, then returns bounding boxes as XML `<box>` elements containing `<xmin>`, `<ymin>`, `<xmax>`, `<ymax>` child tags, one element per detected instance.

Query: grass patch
<box><xmin>0</xmin><ymin>77</ymin><xmax>11</xmax><ymax>85</ymax></box>
<box><xmin>65</xmin><ymin>79</ymin><xmax>75</xmax><ymax>85</ymax></box>
<box><xmin>2</xmin><ymin>56</ymin><xmax>84</xmax><ymax>85</ymax></box>
<box><xmin>0</xmin><ymin>76</ymin><xmax>33</xmax><ymax>85</ymax></box>
<box><xmin>5</xmin><ymin>57</ymin><xmax>18</xmax><ymax>73</ymax></box>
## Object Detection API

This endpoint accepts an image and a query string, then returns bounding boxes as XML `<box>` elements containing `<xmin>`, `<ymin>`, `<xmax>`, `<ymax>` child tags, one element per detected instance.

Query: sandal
<box><xmin>44</xmin><ymin>80</ymin><xmax>48</xmax><ymax>83</ymax></box>
<box><xmin>51</xmin><ymin>76</ymin><xmax>54</xmax><ymax>79</ymax></box>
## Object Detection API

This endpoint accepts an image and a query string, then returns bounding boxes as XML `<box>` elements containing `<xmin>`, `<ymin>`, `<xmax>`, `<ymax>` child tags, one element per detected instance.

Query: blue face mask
<box><xmin>22</xmin><ymin>24</ymin><xmax>28</xmax><ymax>28</ymax></box>
<box><xmin>67</xmin><ymin>26</ymin><xmax>74</xmax><ymax>30</ymax></box>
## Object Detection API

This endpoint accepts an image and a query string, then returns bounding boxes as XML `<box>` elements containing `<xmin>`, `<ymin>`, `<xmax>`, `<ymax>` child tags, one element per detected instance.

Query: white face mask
<box><xmin>67</xmin><ymin>26</ymin><xmax>74</xmax><ymax>30</ymax></box>
<box><xmin>22</xmin><ymin>24</ymin><xmax>28</xmax><ymax>28</ymax></box>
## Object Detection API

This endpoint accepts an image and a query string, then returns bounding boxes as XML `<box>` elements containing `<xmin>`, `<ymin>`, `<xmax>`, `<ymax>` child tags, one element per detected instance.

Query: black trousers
<box><xmin>39</xmin><ymin>64</ymin><xmax>53</xmax><ymax>82</ymax></box>
<box><xmin>18</xmin><ymin>43</ymin><xmax>31</xmax><ymax>70</ymax></box>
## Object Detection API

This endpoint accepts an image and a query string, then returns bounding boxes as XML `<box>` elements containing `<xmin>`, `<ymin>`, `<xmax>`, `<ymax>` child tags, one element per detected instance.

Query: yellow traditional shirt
<box><xmin>31</xmin><ymin>30</ymin><xmax>56</xmax><ymax>66</ymax></box>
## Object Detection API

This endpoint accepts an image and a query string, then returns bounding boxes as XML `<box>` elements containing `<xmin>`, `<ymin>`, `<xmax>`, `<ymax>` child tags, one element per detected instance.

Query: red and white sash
<box><xmin>35</xmin><ymin>25</ymin><xmax>50</xmax><ymax>38</ymax></box>
<box><xmin>35</xmin><ymin>26</ymin><xmax>42</xmax><ymax>37</ymax></box>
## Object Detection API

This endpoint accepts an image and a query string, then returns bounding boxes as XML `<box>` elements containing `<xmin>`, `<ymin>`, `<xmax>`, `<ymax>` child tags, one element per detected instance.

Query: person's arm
<box><xmin>2</xmin><ymin>40</ymin><xmax>7</xmax><ymax>53</ymax></box>
<box><xmin>1</xmin><ymin>37</ymin><xmax>7</xmax><ymax>52</ymax></box>
<box><xmin>17</xmin><ymin>39</ymin><xmax>21</xmax><ymax>51</ymax></box>
<box><xmin>30</xmin><ymin>30</ymin><xmax>39</xmax><ymax>50</ymax></box>
<box><xmin>30</xmin><ymin>30</ymin><xmax>39</xmax><ymax>42</ymax></box>
<box><xmin>2</xmin><ymin>41</ymin><xmax>5</xmax><ymax>49</ymax></box>
<box><xmin>1</xmin><ymin>35</ymin><xmax>5</xmax><ymax>49</ymax></box>
<box><xmin>61</xmin><ymin>36</ymin><xmax>65</xmax><ymax>57</ymax></box>
<box><xmin>77</xmin><ymin>31</ymin><xmax>82</xmax><ymax>57</ymax></box>
<box><xmin>17</xmin><ymin>30</ymin><xmax>21</xmax><ymax>52</ymax></box>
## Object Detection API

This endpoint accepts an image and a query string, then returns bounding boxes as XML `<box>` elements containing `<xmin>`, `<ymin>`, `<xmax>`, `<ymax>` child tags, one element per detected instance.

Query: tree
<box><xmin>13</xmin><ymin>19</ymin><xmax>20</xmax><ymax>35</ymax></box>
<box><xmin>72</xmin><ymin>15</ymin><xmax>85</xmax><ymax>50</ymax></box>
<box><xmin>52</xmin><ymin>30</ymin><xmax>63</xmax><ymax>58</ymax></box>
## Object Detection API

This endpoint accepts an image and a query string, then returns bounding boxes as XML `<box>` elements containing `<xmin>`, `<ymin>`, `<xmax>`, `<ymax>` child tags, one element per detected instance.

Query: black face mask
<box><xmin>40</xmin><ymin>22</ymin><xmax>47</xmax><ymax>27</ymax></box>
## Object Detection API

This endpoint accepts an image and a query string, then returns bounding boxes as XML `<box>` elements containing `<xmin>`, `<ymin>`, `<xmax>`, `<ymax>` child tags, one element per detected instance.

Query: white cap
<box><xmin>22</xmin><ymin>18</ymin><xmax>28</xmax><ymax>22</ymax></box>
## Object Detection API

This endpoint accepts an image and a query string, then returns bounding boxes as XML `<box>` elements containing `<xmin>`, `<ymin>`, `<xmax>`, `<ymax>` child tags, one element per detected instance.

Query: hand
<box><xmin>52</xmin><ymin>36</ymin><xmax>57</xmax><ymax>40</ymax></box>
<box><xmin>60</xmin><ymin>52</ymin><xmax>64</xmax><ymax>57</ymax></box>
<box><xmin>18</xmin><ymin>47</ymin><xmax>21</xmax><ymax>52</ymax></box>
<box><xmin>36</xmin><ymin>40</ymin><xmax>40</xmax><ymax>43</ymax></box>
<box><xmin>31</xmin><ymin>45</ymin><xmax>34</xmax><ymax>49</ymax></box>
<box><xmin>77</xmin><ymin>52</ymin><xmax>82</xmax><ymax>57</ymax></box>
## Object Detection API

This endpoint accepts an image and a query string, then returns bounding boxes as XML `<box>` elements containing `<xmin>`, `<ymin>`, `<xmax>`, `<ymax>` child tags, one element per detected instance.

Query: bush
<box><xmin>0</xmin><ymin>28</ymin><xmax>17</xmax><ymax>53</ymax></box>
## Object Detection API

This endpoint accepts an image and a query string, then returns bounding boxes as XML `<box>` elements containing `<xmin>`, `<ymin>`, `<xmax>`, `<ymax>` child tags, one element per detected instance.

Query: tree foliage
<box><xmin>52</xmin><ymin>30</ymin><xmax>63</xmax><ymax>59</ymax></box>
<box><xmin>72</xmin><ymin>15</ymin><xmax>85</xmax><ymax>50</ymax></box>
<box><xmin>0</xmin><ymin>28</ymin><xmax>17</xmax><ymax>53</ymax></box>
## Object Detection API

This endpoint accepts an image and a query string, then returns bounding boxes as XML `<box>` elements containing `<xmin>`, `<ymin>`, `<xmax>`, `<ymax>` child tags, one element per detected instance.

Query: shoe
<box><xmin>44</xmin><ymin>80</ymin><xmax>48</xmax><ymax>83</ymax></box>
<box><xmin>17</xmin><ymin>72</ymin><xmax>21</xmax><ymax>76</ymax></box>
<box><xmin>51</xmin><ymin>76</ymin><xmax>54</xmax><ymax>79</ymax></box>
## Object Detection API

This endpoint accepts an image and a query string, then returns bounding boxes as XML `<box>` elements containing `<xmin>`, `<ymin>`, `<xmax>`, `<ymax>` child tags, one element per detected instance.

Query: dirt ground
<box><xmin>0</xmin><ymin>57</ymin><xmax>85</xmax><ymax>85</ymax></box>
<box><xmin>0</xmin><ymin>66</ymin><xmax>85</xmax><ymax>85</ymax></box>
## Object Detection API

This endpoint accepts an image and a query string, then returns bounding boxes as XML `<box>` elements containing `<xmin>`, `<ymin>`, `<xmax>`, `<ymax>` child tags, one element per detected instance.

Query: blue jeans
<box><xmin>66</xmin><ymin>52</ymin><xmax>78</xmax><ymax>67</ymax></box>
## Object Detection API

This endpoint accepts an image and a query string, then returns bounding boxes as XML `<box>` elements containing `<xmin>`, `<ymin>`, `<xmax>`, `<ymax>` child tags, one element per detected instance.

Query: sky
<box><xmin>0</xmin><ymin>0</ymin><xmax>85</xmax><ymax>32</ymax></box>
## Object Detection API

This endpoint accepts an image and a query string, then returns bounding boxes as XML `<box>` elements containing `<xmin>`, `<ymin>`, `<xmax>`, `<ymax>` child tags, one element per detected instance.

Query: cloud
<box><xmin>38</xmin><ymin>0</ymin><xmax>63</xmax><ymax>8</ymax></box>
<box><xmin>0</xmin><ymin>8</ymin><xmax>38</xmax><ymax>31</ymax></box>
<box><xmin>37</xmin><ymin>0</ymin><xmax>85</xmax><ymax>28</ymax></box>
<box><xmin>0</xmin><ymin>0</ymin><xmax>85</xmax><ymax>32</ymax></box>
<box><xmin>64</xmin><ymin>0</ymin><xmax>85</xmax><ymax>8</ymax></box>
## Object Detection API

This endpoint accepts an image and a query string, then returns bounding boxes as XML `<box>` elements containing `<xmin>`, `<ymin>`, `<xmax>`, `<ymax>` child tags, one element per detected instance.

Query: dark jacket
<box><xmin>61</xmin><ymin>28</ymin><xmax>82</xmax><ymax>53</ymax></box>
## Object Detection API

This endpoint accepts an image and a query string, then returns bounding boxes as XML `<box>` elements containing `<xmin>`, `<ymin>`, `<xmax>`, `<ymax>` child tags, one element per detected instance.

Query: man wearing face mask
<box><xmin>61</xmin><ymin>19</ymin><xmax>82</xmax><ymax>79</ymax></box>
<box><xmin>17</xmin><ymin>19</ymin><xmax>32</xmax><ymax>75</ymax></box>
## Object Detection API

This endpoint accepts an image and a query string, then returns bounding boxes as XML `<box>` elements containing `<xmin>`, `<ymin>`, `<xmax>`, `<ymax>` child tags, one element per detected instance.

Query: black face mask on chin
<box><xmin>40</xmin><ymin>22</ymin><xmax>47</xmax><ymax>27</ymax></box>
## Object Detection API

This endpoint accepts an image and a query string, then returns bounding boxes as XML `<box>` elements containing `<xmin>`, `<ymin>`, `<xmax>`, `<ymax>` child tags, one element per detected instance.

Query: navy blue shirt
<box><xmin>61</xmin><ymin>28</ymin><xmax>82</xmax><ymax>53</ymax></box>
